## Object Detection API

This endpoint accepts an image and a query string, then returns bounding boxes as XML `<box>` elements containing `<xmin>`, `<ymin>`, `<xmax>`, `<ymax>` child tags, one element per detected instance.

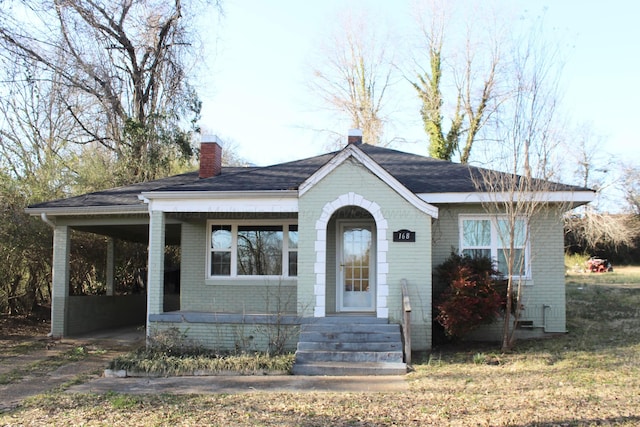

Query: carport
<box><xmin>25</xmin><ymin>172</ymin><xmax>196</xmax><ymax>337</ymax></box>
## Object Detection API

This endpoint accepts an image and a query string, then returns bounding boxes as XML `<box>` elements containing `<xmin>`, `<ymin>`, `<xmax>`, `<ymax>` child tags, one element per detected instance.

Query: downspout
<box><xmin>41</xmin><ymin>212</ymin><xmax>55</xmax><ymax>228</ymax></box>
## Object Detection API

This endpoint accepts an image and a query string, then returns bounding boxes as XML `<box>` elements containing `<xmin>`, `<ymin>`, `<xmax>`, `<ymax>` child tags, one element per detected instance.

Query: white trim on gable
<box><xmin>299</xmin><ymin>144</ymin><xmax>439</xmax><ymax>219</ymax></box>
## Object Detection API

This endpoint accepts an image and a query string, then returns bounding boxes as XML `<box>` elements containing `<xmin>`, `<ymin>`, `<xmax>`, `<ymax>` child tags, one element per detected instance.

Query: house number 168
<box><xmin>393</xmin><ymin>230</ymin><xmax>416</xmax><ymax>242</ymax></box>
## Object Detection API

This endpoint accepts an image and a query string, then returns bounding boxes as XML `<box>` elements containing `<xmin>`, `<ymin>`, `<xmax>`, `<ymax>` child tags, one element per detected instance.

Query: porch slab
<box><xmin>66</xmin><ymin>375</ymin><xmax>409</xmax><ymax>394</ymax></box>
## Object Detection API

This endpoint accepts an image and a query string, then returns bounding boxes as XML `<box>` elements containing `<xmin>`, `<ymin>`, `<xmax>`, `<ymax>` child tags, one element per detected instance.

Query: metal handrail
<box><xmin>400</xmin><ymin>279</ymin><xmax>412</xmax><ymax>366</ymax></box>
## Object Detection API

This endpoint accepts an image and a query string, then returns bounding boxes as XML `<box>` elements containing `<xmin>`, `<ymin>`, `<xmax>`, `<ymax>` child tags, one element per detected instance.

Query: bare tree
<box><xmin>0</xmin><ymin>59</ymin><xmax>79</xmax><ymax>201</ymax></box>
<box><xmin>565</xmin><ymin>211</ymin><xmax>637</xmax><ymax>254</ymax></box>
<box><xmin>560</xmin><ymin>123</ymin><xmax>638</xmax><ymax>253</ymax></box>
<box><xmin>565</xmin><ymin>124</ymin><xmax>612</xmax><ymax>190</ymax></box>
<box><xmin>471</xmin><ymin>15</ymin><xmax>571</xmax><ymax>351</ymax></box>
<box><xmin>621</xmin><ymin>164</ymin><xmax>640</xmax><ymax>215</ymax></box>
<box><xmin>0</xmin><ymin>62</ymin><xmax>65</xmax><ymax>314</ymax></box>
<box><xmin>411</xmin><ymin>0</ymin><xmax>503</xmax><ymax>163</ymax></box>
<box><xmin>474</xmin><ymin>173</ymin><xmax>572</xmax><ymax>351</ymax></box>
<box><xmin>308</xmin><ymin>9</ymin><xmax>397</xmax><ymax>146</ymax></box>
<box><xmin>0</xmin><ymin>0</ymin><xmax>215</xmax><ymax>183</ymax></box>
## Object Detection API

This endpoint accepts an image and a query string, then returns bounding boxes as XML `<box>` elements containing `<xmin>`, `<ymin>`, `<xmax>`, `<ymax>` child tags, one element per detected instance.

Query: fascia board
<box><xmin>419</xmin><ymin>191</ymin><xmax>596</xmax><ymax>204</ymax></box>
<box><xmin>299</xmin><ymin>145</ymin><xmax>439</xmax><ymax>218</ymax></box>
<box><xmin>141</xmin><ymin>191</ymin><xmax>298</xmax><ymax>213</ymax></box>
<box><xmin>24</xmin><ymin>205</ymin><xmax>148</xmax><ymax>217</ymax></box>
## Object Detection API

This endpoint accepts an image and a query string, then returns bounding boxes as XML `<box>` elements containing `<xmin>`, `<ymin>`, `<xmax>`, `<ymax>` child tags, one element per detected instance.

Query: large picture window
<box><xmin>237</xmin><ymin>225</ymin><xmax>283</xmax><ymax>275</ymax></box>
<box><xmin>208</xmin><ymin>222</ymin><xmax>298</xmax><ymax>278</ymax></box>
<box><xmin>460</xmin><ymin>216</ymin><xmax>529</xmax><ymax>277</ymax></box>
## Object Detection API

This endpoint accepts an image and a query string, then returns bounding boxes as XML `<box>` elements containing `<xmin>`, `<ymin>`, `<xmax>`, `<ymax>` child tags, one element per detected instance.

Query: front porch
<box><xmin>45</xmin><ymin>210</ymin><xmax>421</xmax><ymax>365</ymax></box>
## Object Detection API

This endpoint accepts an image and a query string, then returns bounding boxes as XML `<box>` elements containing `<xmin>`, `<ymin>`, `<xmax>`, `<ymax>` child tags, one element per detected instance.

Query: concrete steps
<box><xmin>292</xmin><ymin>361</ymin><xmax>407</xmax><ymax>376</ymax></box>
<box><xmin>292</xmin><ymin>316</ymin><xmax>407</xmax><ymax>376</ymax></box>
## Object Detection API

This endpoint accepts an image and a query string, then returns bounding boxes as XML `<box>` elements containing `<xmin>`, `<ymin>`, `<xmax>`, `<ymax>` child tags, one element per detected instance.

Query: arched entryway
<box><xmin>313</xmin><ymin>193</ymin><xmax>389</xmax><ymax>318</ymax></box>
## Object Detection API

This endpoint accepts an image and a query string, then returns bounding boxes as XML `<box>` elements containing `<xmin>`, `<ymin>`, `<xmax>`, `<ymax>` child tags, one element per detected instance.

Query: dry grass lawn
<box><xmin>1</xmin><ymin>267</ymin><xmax>639</xmax><ymax>426</ymax></box>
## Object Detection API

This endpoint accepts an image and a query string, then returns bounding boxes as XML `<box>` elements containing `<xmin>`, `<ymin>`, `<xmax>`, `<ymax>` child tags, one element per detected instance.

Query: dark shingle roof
<box><xmin>158</xmin><ymin>152</ymin><xmax>337</xmax><ymax>192</ymax></box>
<box><xmin>27</xmin><ymin>145</ymin><xmax>590</xmax><ymax>211</ymax></box>
<box><xmin>26</xmin><ymin>167</ymin><xmax>252</xmax><ymax>210</ymax></box>
<box><xmin>358</xmin><ymin>145</ymin><xmax>579</xmax><ymax>194</ymax></box>
<box><xmin>361</xmin><ymin>145</ymin><xmax>482</xmax><ymax>193</ymax></box>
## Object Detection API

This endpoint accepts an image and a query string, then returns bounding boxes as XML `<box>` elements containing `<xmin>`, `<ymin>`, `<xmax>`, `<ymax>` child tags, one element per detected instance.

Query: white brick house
<box><xmin>27</xmin><ymin>130</ymin><xmax>593</xmax><ymax>357</ymax></box>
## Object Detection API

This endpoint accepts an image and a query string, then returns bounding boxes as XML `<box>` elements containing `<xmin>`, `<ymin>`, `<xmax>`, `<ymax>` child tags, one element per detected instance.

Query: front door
<box><xmin>337</xmin><ymin>221</ymin><xmax>375</xmax><ymax>312</ymax></box>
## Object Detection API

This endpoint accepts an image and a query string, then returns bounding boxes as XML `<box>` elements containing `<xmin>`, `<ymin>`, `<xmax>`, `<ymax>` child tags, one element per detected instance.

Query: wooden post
<box><xmin>401</xmin><ymin>279</ymin><xmax>412</xmax><ymax>366</ymax></box>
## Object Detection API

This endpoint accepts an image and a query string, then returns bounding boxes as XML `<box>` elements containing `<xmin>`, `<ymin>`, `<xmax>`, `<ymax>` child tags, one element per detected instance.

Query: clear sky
<box><xmin>195</xmin><ymin>0</ymin><xmax>640</xmax><ymax>171</ymax></box>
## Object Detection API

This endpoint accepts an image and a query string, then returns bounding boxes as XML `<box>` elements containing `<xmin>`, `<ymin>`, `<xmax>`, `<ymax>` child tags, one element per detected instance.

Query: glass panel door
<box><xmin>339</xmin><ymin>223</ymin><xmax>375</xmax><ymax>312</ymax></box>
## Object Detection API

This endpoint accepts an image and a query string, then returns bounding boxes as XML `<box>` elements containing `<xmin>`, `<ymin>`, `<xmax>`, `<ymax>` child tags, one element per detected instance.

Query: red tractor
<box><xmin>586</xmin><ymin>257</ymin><xmax>613</xmax><ymax>273</ymax></box>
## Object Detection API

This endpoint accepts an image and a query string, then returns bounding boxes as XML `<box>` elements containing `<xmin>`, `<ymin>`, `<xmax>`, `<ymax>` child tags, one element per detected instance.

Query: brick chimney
<box><xmin>348</xmin><ymin>128</ymin><xmax>363</xmax><ymax>145</ymax></box>
<box><xmin>199</xmin><ymin>135</ymin><xmax>222</xmax><ymax>179</ymax></box>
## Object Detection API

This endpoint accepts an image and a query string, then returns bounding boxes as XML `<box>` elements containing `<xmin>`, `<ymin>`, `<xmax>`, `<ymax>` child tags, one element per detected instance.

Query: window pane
<box><xmin>497</xmin><ymin>219</ymin><xmax>526</xmax><ymax>247</ymax></box>
<box><xmin>463</xmin><ymin>220</ymin><xmax>491</xmax><ymax>246</ymax></box>
<box><xmin>497</xmin><ymin>248</ymin><xmax>525</xmax><ymax>276</ymax></box>
<box><xmin>211</xmin><ymin>251</ymin><xmax>231</xmax><ymax>276</ymax></box>
<box><xmin>237</xmin><ymin>226</ymin><xmax>283</xmax><ymax>275</ymax></box>
<box><xmin>211</xmin><ymin>225</ymin><xmax>232</xmax><ymax>250</ymax></box>
<box><xmin>288</xmin><ymin>225</ymin><xmax>298</xmax><ymax>249</ymax></box>
<box><xmin>513</xmin><ymin>219</ymin><xmax>526</xmax><ymax>246</ymax></box>
<box><xmin>462</xmin><ymin>249</ymin><xmax>491</xmax><ymax>259</ymax></box>
<box><xmin>288</xmin><ymin>251</ymin><xmax>297</xmax><ymax>277</ymax></box>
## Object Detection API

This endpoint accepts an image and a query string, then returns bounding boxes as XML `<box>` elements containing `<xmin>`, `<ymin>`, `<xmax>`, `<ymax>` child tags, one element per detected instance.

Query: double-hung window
<box><xmin>208</xmin><ymin>221</ymin><xmax>298</xmax><ymax>278</ymax></box>
<box><xmin>460</xmin><ymin>215</ymin><xmax>529</xmax><ymax>278</ymax></box>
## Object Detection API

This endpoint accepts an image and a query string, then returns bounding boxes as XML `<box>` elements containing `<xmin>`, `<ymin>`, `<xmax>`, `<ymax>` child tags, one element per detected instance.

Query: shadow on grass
<box><xmin>418</xmin><ymin>282</ymin><xmax>640</xmax><ymax>367</ymax></box>
<box><xmin>517</xmin><ymin>415</ymin><xmax>640</xmax><ymax>427</ymax></box>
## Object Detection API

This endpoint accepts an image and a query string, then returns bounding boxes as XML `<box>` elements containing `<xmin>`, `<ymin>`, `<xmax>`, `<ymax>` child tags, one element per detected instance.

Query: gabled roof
<box><xmin>26</xmin><ymin>144</ymin><xmax>594</xmax><ymax>215</ymax></box>
<box><xmin>299</xmin><ymin>144</ymin><xmax>439</xmax><ymax>217</ymax></box>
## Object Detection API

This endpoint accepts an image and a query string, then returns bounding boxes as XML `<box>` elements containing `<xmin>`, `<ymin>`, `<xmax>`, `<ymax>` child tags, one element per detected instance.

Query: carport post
<box><xmin>146</xmin><ymin>210</ymin><xmax>165</xmax><ymax>338</ymax></box>
<box><xmin>106</xmin><ymin>238</ymin><xmax>115</xmax><ymax>296</ymax></box>
<box><xmin>51</xmin><ymin>225</ymin><xmax>70</xmax><ymax>337</ymax></box>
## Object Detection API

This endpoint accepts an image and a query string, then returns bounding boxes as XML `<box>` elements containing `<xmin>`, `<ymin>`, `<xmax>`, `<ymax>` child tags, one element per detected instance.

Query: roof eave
<box><xmin>25</xmin><ymin>204</ymin><xmax>148</xmax><ymax>217</ymax></box>
<box><xmin>420</xmin><ymin>190</ymin><xmax>596</xmax><ymax>205</ymax></box>
<box><xmin>139</xmin><ymin>190</ymin><xmax>300</xmax><ymax>213</ymax></box>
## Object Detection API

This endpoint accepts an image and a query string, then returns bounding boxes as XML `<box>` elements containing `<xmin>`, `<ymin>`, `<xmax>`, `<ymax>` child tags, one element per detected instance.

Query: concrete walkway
<box><xmin>67</xmin><ymin>375</ymin><xmax>409</xmax><ymax>395</ymax></box>
<box><xmin>63</xmin><ymin>327</ymin><xmax>408</xmax><ymax>395</ymax></box>
<box><xmin>2</xmin><ymin>324</ymin><xmax>406</xmax><ymax>413</ymax></box>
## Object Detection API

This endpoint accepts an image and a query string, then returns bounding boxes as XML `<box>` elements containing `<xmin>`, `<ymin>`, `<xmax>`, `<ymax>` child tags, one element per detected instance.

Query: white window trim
<box><xmin>206</xmin><ymin>219</ymin><xmax>298</xmax><ymax>280</ymax></box>
<box><xmin>459</xmin><ymin>214</ymin><xmax>531</xmax><ymax>280</ymax></box>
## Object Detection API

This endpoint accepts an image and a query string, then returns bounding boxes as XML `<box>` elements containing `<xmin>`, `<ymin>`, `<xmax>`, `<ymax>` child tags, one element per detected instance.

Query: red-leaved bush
<box><xmin>435</xmin><ymin>252</ymin><xmax>504</xmax><ymax>339</ymax></box>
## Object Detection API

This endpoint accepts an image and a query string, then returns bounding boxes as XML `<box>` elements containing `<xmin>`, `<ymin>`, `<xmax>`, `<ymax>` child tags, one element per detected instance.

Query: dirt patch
<box><xmin>0</xmin><ymin>317</ymin><xmax>143</xmax><ymax>413</ymax></box>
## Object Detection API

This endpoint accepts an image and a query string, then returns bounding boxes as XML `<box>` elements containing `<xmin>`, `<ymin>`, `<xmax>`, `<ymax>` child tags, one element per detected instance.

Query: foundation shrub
<box><xmin>435</xmin><ymin>252</ymin><xmax>504</xmax><ymax>339</ymax></box>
